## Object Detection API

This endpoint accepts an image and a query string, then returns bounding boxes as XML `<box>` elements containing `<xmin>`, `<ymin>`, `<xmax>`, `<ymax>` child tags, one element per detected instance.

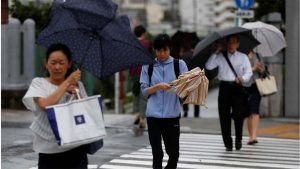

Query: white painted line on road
<box><xmin>88</xmin><ymin>164</ymin><xmax>99</xmax><ymax>168</ymax></box>
<box><xmin>180</xmin><ymin>134</ymin><xmax>300</xmax><ymax>144</ymax></box>
<box><xmin>99</xmin><ymin>164</ymin><xmax>151</xmax><ymax>169</ymax></box>
<box><xmin>178</xmin><ymin>144</ymin><xmax>300</xmax><ymax>156</ymax></box>
<box><xmin>200</xmin><ymin>159</ymin><xmax>298</xmax><ymax>169</ymax></box>
<box><xmin>129</xmin><ymin>151</ymin><xmax>299</xmax><ymax>165</ymax></box>
<box><xmin>29</xmin><ymin>165</ymin><xmax>99</xmax><ymax>169</ymax></box>
<box><xmin>110</xmin><ymin>159</ymin><xmax>252</xmax><ymax>169</ymax></box>
<box><xmin>137</xmin><ymin>148</ymin><xmax>300</xmax><ymax>161</ymax></box>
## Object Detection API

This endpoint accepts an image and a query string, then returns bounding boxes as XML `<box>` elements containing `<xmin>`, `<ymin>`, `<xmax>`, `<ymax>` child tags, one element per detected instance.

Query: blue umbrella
<box><xmin>37</xmin><ymin>0</ymin><xmax>155</xmax><ymax>79</ymax></box>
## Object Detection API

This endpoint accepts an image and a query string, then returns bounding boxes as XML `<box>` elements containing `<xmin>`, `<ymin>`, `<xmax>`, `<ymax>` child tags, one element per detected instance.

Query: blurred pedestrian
<box><xmin>244</xmin><ymin>51</ymin><xmax>265</xmax><ymax>145</ymax></box>
<box><xmin>140</xmin><ymin>34</ymin><xmax>188</xmax><ymax>168</ymax></box>
<box><xmin>181</xmin><ymin>37</ymin><xmax>200</xmax><ymax>118</ymax></box>
<box><xmin>22</xmin><ymin>43</ymin><xmax>89</xmax><ymax>169</ymax></box>
<box><xmin>205</xmin><ymin>35</ymin><xmax>252</xmax><ymax>151</ymax></box>
<box><xmin>130</xmin><ymin>25</ymin><xmax>152</xmax><ymax>128</ymax></box>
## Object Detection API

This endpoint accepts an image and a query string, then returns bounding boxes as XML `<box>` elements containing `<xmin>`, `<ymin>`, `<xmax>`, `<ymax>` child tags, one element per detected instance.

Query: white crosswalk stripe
<box><xmin>99</xmin><ymin>133</ymin><xmax>300</xmax><ymax>169</ymax></box>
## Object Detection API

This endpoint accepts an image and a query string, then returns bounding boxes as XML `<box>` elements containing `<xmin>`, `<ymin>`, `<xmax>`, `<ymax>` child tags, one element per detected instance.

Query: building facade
<box><xmin>179</xmin><ymin>0</ymin><xmax>236</xmax><ymax>33</ymax></box>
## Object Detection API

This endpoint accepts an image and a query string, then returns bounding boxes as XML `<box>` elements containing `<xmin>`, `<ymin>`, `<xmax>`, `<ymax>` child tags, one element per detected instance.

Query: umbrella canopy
<box><xmin>190</xmin><ymin>27</ymin><xmax>260</xmax><ymax>70</ymax></box>
<box><xmin>170</xmin><ymin>67</ymin><xmax>209</xmax><ymax>107</ymax></box>
<box><xmin>62</xmin><ymin>0</ymin><xmax>117</xmax><ymax>30</ymax></box>
<box><xmin>242</xmin><ymin>21</ymin><xmax>287</xmax><ymax>57</ymax></box>
<box><xmin>37</xmin><ymin>0</ymin><xmax>155</xmax><ymax>79</ymax></box>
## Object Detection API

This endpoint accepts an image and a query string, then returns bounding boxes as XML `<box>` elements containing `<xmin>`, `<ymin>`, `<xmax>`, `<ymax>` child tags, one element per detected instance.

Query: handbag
<box><xmin>46</xmin><ymin>90</ymin><xmax>106</xmax><ymax>148</ymax></box>
<box><xmin>254</xmin><ymin>54</ymin><xmax>278</xmax><ymax>97</ymax></box>
<box><xmin>85</xmin><ymin>139</ymin><xmax>103</xmax><ymax>154</ymax></box>
<box><xmin>255</xmin><ymin>75</ymin><xmax>277</xmax><ymax>96</ymax></box>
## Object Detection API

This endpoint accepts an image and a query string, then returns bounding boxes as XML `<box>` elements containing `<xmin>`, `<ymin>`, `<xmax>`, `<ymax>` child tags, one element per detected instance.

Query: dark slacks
<box><xmin>218</xmin><ymin>81</ymin><xmax>247</xmax><ymax>149</ymax></box>
<box><xmin>183</xmin><ymin>104</ymin><xmax>200</xmax><ymax>117</ymax></box>
<box><xmin>147</xmin><ymin>117</ymin><xmax>180</xmax><ymax>169</ymax></box>
<box><xmin>38</xmin><ymin>145</ymin><xmax>88</xmax><ymax>169</ymax></box>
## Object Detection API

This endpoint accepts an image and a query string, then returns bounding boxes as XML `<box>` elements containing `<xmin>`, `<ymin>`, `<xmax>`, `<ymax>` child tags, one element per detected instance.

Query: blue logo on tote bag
<box><xmin>74</xmin><ymin>115</ymin><xmax>85</xmax><ymax>125</ymax></box>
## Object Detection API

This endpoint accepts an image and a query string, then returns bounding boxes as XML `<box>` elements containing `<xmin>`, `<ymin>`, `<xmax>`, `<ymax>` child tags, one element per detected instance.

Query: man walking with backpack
<box><xmin>140</xmin><ymin>34</ymin><xmax>188</xmax><ymax>169</ymax></box>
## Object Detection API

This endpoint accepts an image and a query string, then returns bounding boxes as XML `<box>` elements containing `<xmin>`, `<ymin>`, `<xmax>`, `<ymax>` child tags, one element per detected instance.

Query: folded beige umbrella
<box><xmin>170</xmin><ymin>67</ymin><xmax>209</xmax><ymax>107</ymax></box>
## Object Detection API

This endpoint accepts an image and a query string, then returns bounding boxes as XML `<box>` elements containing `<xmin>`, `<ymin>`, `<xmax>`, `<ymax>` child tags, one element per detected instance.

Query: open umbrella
<box><xmin>190</xmin><ymin>27</ymin><xmax>260</xmax><ymax>70</ymax></box>
<box><xmin>37</xmin><ymin>0</ymin><xmax>155</xmax><ymax>79</ymax></box>
<box><xmin>242</xmin><ymin>21</ymin><xmax>287</xmax><ymax>57</ymax></box>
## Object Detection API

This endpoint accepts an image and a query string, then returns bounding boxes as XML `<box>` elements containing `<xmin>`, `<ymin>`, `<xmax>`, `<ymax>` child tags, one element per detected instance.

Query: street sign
<box><xmin>235</xmin><ymin>0</ymin><xmax>254</xmax><ymax>10</ymax></box>
<box><xmin>235</xmin><ymin>10</ymin><xmax>254</xmax><ymax>18</ymax></box>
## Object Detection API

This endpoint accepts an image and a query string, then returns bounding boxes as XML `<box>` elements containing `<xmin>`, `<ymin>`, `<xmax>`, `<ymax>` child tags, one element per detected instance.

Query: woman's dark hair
<box><xmin>153</xmin><ymin>34</ymin><xmax>171</xmax><ymax>50</ymax></box>
<box><xmin>45</xmin><ymin>43</ymin><xmax>75</xmax><ymax>78</ymax></box>
<box><xmin>134</xmin><ymin>25</ymin><xmax>146</xmax><ymax>38</ymax></box>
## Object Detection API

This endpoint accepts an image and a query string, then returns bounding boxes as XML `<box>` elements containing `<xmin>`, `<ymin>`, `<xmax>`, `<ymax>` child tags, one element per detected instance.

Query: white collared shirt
<box><xmin>205</xmin><ymin>51</ymin><xmax>252</xmax><ymax>83</ymax></box>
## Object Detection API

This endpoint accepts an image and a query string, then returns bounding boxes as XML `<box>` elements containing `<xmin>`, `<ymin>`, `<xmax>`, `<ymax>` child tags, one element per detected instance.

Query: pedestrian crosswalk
<box><xmin>99</xmin><ymin>133</ymin><xmax>300</xmax><ymax>169</ymax></box>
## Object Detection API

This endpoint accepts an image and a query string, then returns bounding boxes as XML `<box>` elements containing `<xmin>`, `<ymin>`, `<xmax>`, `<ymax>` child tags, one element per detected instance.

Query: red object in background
<box><xmin>2</xmin><ymin>0</ymin><xmax>9</xmax><ymax>24</ymax></box>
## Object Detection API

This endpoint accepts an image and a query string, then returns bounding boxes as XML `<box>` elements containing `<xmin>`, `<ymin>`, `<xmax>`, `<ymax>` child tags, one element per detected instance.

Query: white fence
<box><xmin>1</xmin><ymin>18</ymin><xmax>35</xmax><ymax>90</ymax></box>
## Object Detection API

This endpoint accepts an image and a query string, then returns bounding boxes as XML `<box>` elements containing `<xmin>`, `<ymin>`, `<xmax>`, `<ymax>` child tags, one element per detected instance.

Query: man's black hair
<box><xmin>153</xmin><ymin>33</ymin><xmax>171</xmax><ymax>50</ymax></box>
<box><xmin>134</xmin><ymin>25</ymin><xmax>146</xmax><ymax>38</ymax></box>
<box><xmin>226</xmin><ymin>34</ymin><xmax>240</xmax><ymax>42</ymax></box>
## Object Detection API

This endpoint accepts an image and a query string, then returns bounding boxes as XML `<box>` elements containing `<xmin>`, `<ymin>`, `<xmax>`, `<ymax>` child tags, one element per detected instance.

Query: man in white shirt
<box><xmin>206</xmin><ymin>35</ymin><xmax>252</xmax><ymax>151</ymax></box>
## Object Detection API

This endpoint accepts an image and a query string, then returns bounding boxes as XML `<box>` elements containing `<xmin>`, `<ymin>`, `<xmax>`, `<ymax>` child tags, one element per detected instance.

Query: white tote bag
<box><xmin>46</xmin><ymin>94</ymin><xmax>106</xmax><ymax>148</ymax></box>
<box><xmin>255</xmin><ymin>75</ymin><xmax>278</xmax><ymax>96</ymax></box>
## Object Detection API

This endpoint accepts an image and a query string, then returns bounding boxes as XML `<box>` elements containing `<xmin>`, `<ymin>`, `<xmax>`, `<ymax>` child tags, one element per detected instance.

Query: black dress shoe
<box><xmin>226</xmin><ymin>147</ymin><xmax>232</xmax><ymax>151</ymax></box>
<box><xmin>236</xmin><ymin>141</ymin><xmax>242</xmax><ymax>150</ymax></box>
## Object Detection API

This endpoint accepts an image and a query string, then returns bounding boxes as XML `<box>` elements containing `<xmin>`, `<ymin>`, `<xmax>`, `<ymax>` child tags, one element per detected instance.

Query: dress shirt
<box><xmin>140</xmin><ymin>56</ymin><xmax>188</xmax><ymax>118</ymax></box>
<box><xmin>205</xmin><ymin>50</ymin><xmax>252</xmax><ymax>83</ymax></box>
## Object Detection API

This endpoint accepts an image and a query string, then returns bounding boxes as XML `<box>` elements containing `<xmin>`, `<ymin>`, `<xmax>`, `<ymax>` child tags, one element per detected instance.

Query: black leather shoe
<box><xmin>226</xmin><ymin>147</ymin><xmax>232</xmax><ymax>151</ymax></box>
<box><xmin>236</xmin><ymin>141</ymin><xmax>242</xmax><ymax>150</ymax></box>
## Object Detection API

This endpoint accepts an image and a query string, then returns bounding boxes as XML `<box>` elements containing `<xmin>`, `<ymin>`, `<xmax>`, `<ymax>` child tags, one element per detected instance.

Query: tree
<box><xmin>9</xmin><ymin>0</ymin><xmax>51</xmax><ymax>34</ymax></box>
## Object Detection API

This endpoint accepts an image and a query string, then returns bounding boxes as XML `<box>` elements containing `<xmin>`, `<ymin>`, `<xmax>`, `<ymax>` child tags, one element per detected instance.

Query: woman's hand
<box><xmin>65</xmin><ymin>70</ymin><xmax>81</xmax><ymax>94</ymax></box>
<box><xmin>66</xmin><ymin>70</ymin><xmax>81</xmax><ymax>85</ymax></box>
<box><xmin>253</xmin><ymin>61</ymin><xmax>264</xmax><ymax>73</ymax></box>
<box><xmin>156</xmin><ymin>82</ymin><xmax>172</xmax><ymax>90</ymax></box>
<box><xmin>146</xmin><ymin>82</ymin><xmax>172</xmax><ymax>95</ymax></box>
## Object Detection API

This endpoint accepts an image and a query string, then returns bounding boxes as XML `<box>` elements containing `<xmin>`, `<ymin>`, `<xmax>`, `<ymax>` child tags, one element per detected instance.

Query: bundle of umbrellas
<box><xmin>169</xmin><ymin>67</ymin><xmax>209</xmax><ymax>107</ymax></box>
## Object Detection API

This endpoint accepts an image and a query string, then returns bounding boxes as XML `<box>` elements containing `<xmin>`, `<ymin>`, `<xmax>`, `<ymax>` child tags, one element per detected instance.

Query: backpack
<box><xmin>148</xmin><ymin>59</ymin><xmax>180</xmax><ymax>85</ymax></box>
<box><xmin>147</xmin><ymin>59</ymin><xmax>180</xmax><ymax>98</ymax></box>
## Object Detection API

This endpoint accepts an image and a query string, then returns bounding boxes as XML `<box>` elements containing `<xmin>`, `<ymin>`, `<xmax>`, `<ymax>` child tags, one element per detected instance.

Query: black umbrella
<box><xmin>37</xmin><ymin>0</ymin><xmax>155</xmax><ymax>79</ymax></box>
<box><xmin>190</xmin><ymin>27</ymin><xmax>260</xmax><ymax>71</ymax></box>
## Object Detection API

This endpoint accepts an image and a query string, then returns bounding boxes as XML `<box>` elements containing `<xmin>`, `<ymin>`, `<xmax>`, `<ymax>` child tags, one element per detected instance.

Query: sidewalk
<box><xmin>2</xmin><ymin>108</ymin><xmax>299</xmax><ymax>140</ymax></box>
<box><xmin>1</xmin><ymin>88</ymin><xmax>299</xmax><ymax>140</ymax></box>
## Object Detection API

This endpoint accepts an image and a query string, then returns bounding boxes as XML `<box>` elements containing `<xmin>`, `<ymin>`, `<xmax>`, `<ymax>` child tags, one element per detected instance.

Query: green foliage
<box><xmin>255</xmin><ymin>0</ymin><xmax>285</xmax><ymax>22</ymax></box>
<box><xmin>9</xmin><ymin>0</ymin><xmax>51</xmax><ymax>34</ymax></box>
<box><xmin>94</xmin><ymin>75</ymin><xmax>115</xmax><ymax>99</ymax></box>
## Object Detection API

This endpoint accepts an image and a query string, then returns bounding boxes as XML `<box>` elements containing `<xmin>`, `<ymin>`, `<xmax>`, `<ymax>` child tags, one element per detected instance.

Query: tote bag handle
<box><xmin>68</xmin><ymin>88</ymin><xmax>82</xmax><ymax>102</ymax></box>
